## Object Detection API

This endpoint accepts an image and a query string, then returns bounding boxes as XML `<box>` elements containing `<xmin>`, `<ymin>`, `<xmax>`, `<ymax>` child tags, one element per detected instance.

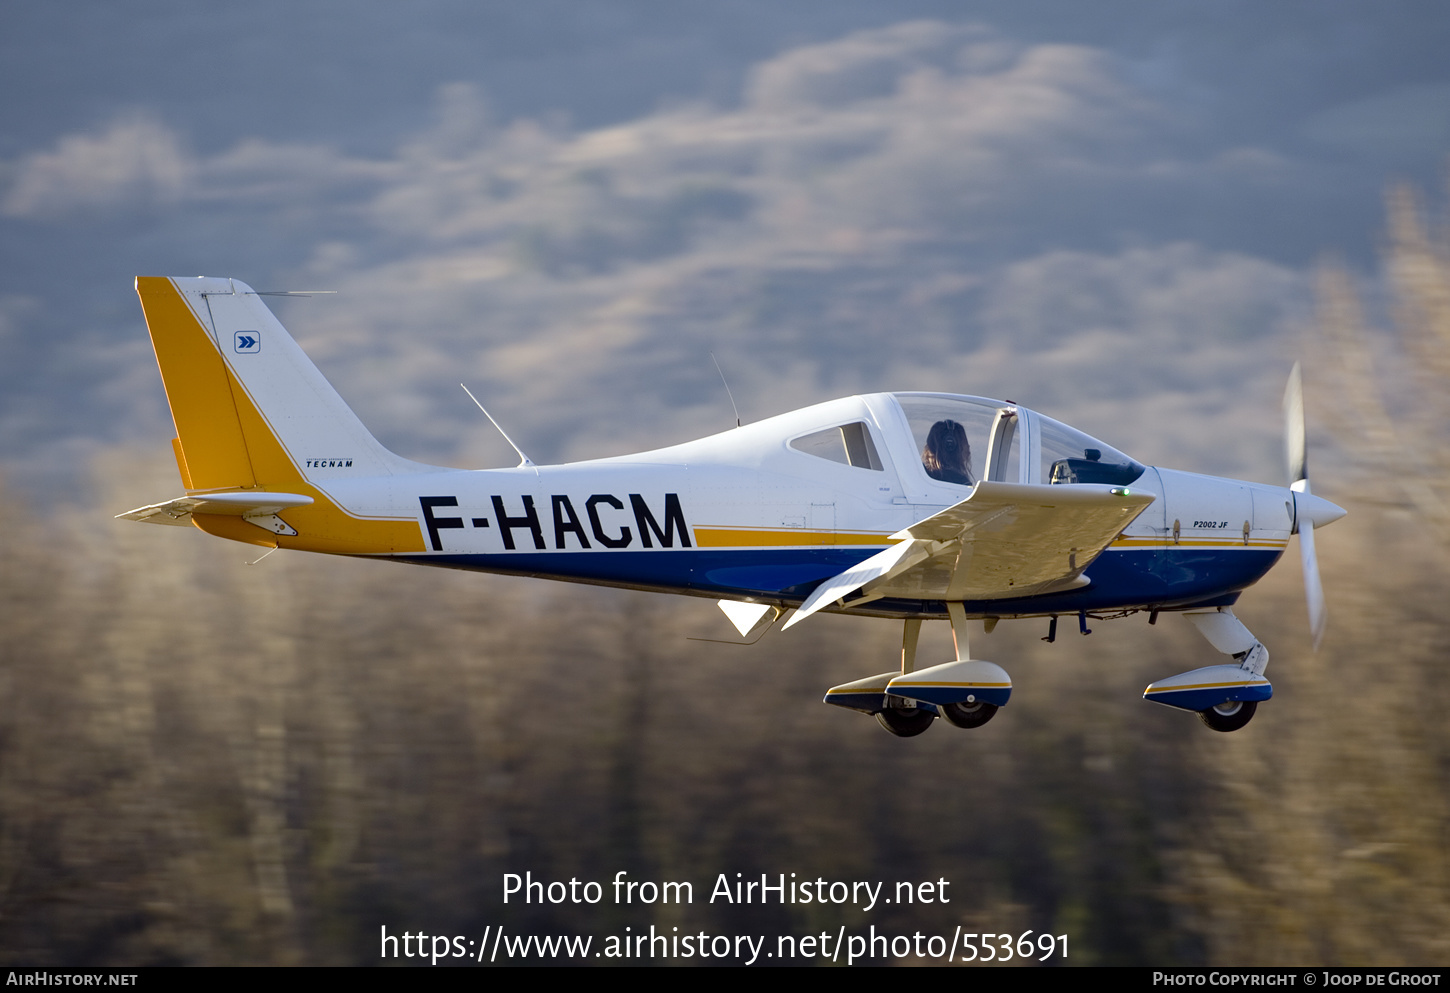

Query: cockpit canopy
<box><xmin>892</xmin><ymin>393</ymin><xmax>1144</xmax><ymax>488</ymax></box>
<box><xmin>643</xmin><ymin>391</ymin><xmax>1145</xmax><ymax>496</ymax></box>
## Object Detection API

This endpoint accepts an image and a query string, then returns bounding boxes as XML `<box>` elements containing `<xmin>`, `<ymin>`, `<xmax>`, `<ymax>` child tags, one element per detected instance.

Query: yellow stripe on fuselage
<box><xmin>1111</xmin><ymin>536</ymin><xmax>1288</xmax><ymax>549</ymax></box>
<box><xmin>694</xmin><ymin>530</ymin><xmax>1288</xmax><ymax>551</ymax></box>
<box><xmin>693</xmin><ymin>527</ymin><xmax>893</xmax><ymax>548</ymax></box>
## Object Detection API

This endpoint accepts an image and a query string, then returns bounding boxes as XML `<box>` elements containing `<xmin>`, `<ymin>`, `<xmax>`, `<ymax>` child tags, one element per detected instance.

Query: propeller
<box><xmin>1284</xmin><ymin>362</ymin><xmax>1346</xmax><ymax>650</ymax></box>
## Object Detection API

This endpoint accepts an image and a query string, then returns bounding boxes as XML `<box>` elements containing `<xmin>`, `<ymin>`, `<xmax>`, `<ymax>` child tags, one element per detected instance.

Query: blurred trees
<box><xmin>1162</xmin><ymin>180</ymin><xmax>1450</xmax><ymax>965</ymax></box>
<box><xmin>1316</xmin><ymin>182</ymin><xmax>1450</xmax><ymax>546</ymax></box>
<box><xmin>0</xmin><ymin>466</ymin><xmax>1202</xmax><ymax>965</ymax></box>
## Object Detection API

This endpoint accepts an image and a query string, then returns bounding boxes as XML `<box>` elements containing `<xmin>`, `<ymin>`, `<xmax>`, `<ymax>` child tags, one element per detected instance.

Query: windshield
<box><xmin>1036</xmin><ymin>414</ymin><xmax>1144</xmax><ymax>486</ymax></box>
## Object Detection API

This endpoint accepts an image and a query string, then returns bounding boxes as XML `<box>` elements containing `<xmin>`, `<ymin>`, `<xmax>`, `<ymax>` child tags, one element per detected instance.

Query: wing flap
<box><xmin>783</xmin><ymin>537</ymin><xmax>937</xmax><ymax>628</ymax></box>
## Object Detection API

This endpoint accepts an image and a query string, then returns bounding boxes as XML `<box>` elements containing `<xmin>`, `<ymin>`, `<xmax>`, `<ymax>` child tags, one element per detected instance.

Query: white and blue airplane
<box><xmin>121</xmin><ymin>276</ymin><xmax>1345</xmax><ymax>737</ymax></box>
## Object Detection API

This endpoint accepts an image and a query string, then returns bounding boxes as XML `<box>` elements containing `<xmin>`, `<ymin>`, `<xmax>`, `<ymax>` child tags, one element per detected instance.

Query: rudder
<box><xmin>136</xmin><ymin>276</ymin><xmax>258</xmax><ymax>491</ymax></box>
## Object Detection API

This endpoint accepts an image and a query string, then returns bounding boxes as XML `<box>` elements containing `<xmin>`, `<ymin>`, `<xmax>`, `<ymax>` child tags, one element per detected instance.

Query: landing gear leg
<box><xmin>1184</xmin><ymin>607</ymin><xmax>1269</xmax><ymax>676</ymax></box>
<box><xmin>901</xmin><ymin>617</ymin><xmax>921</xmax><ymax>675</ymax></box>
<box><xmin>1185</xmin><ymin>607</ymin><xmax>1268</xmax><ymax>732</ymax></box>
<box><xmin>946</xmin><ymin>602</ymin><xmax>969</xmax><ymax>662</ymax></box>
<box><xmin>876</xmin><ymin>618</ymin><xmax>935</xmax><ymax>737</ymax></box>
<box><xmin>934</xmin><ymin>602</ymin><xmax>1002</xmax><ymax>729</ymax></box>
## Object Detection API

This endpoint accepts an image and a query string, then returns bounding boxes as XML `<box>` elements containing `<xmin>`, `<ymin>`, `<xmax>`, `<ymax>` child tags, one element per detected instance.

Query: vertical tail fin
<box><xmin>136</xmin><ymin>276</ymin><xmax>426</xmax><ymax>490</ymax></box>
<box><xmin>134</xmin><ymin>276</ymin><xmax>430</xmax><ymax>554</ymax></box>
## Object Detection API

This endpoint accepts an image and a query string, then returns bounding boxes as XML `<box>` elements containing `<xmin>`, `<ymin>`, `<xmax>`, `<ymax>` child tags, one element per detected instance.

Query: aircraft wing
<box><xmin>117</xmin><ymin>491</ymin><xmax>314</xmax><ymax>526</ymax></box>
<box><xmin>784</xmin><ymin>481</ymin><xmax>1154</xmax><ymax>628</ymax></box>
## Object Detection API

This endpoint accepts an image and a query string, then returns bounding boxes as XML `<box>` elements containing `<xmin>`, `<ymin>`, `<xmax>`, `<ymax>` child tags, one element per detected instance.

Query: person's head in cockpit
<box><xmin>923</xmin><ymin>419</ymin><xmax>972</xmax><ymax>486</ymax></box>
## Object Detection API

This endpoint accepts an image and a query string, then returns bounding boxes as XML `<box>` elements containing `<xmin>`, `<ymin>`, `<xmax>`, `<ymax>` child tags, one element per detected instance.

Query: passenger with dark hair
<box><xmin>922</xmin><ymin>419</ymin><xmax>973</xmax><ymax>485</ymax></box>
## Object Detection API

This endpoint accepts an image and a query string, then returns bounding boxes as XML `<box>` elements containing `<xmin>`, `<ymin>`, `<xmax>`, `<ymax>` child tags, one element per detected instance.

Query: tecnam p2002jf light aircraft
<box><xmin>122</xmin><ymin>277</ymin><xmax>1345</xmax><ymax>737</ymax></box>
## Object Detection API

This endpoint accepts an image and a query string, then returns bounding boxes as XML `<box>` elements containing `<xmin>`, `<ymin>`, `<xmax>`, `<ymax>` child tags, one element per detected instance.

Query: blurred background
<box><xmin>1</xmin><ymin>0</ymin><xmax>1448</xmax><ymax>965</ymax></box>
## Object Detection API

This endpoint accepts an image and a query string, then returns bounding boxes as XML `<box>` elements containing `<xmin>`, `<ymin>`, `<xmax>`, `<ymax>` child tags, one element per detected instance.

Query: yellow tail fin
<box><xmin>134</xmin><ymin>276</ymin><xmax>428</xmax><ymax>554</ymax></box>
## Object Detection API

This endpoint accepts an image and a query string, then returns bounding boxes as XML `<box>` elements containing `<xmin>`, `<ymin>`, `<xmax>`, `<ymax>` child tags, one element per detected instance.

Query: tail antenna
<box><xmin>460</xmin><ymin>384</ymin><xmax>537</xmax><ymax>470</ymax></box>
<box><xmin>710</xmin><ymin>352</ymin><xmax>742</xmax><ymax>428</ymax></box>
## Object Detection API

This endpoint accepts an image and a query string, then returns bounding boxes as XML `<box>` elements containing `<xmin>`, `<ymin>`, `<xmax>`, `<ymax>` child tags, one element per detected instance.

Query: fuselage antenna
<box><xmin>710</xmin><ymin>352</ymin><xmax>742</xmax><ymax>428</ymax></box>
<box><xmin>460</xmin><ymin>384</ymin><xmax>537</xmax><ymax>471</ymax></box>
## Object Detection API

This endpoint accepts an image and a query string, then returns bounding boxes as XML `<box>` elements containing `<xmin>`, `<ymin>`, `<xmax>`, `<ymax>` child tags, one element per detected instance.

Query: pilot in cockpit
<box><xmin>922</xmin><ymin>419</ymin><xmax>973</xmax><ymax>486</ymax></box>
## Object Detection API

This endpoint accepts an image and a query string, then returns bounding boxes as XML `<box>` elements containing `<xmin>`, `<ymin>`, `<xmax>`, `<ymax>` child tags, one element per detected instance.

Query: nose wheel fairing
<box><xmin>1142</xmin><ymin>665</ymin><xmax>1273</xmax><ymax>712</ymax></box>
<box><xmin>1142</xmin><ymin>607</ymin><xmax>1273</xmax><ymax>730</ymax></box>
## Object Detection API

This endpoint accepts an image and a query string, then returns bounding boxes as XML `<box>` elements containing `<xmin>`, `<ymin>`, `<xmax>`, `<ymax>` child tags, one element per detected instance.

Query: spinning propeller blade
<box><xmin>1285</xmin><ymin>362</ymin><xmax>1307</xmax><ymax>489</ymax></box>
<box><xmin>1298</xmin><ymin>510</ymin><xmax>1326</xmax><ymax>651</ymax></box>
<box><xmin>1284</xmin><ymin>362</ymin><xmax>1343</xmax><ymax>651</ymax></box>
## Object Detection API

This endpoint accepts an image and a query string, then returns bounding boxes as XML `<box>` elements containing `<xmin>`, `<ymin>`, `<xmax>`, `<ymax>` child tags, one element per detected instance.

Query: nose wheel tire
<box><xmin>876</xmin><ymin>706</ymin><xmax>936</xmax><ymax>737</ymax></box>
<box><xmin>1199</xmin><ymin>700</ymin><xmax>1257</xmax><ymax>732</ymax></box>
<box><xmin>940</xmin><ymin>700</ymin><xmax>998</xmax><ymax>729</ymax></box>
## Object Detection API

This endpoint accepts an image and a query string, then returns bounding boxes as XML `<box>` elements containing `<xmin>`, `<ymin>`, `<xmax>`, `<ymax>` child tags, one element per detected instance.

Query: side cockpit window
<box><xmin>790</xmin><ymin>422</ymin><xmax>884</xmax><ymax>471</ymax></box>
<box><xmin>922</xmin><ymin>419</ymin><xmax>973</xmax><ymax>485</ymax></box>
<box><xmin>894</xmin><ymin>395</ymin><xmax>1000</xmax><ymax>487</ymax></box>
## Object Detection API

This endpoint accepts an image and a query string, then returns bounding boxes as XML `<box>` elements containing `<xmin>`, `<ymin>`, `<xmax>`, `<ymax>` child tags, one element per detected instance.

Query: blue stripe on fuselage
<box><xmin>393</xmin><ymin>545</ymin><xmax>1282</xmax><ymax>615</ymax></box>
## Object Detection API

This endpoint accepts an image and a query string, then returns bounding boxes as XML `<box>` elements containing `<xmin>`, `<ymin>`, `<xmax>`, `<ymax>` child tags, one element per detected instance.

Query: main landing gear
<box><xmin>875</xmin><ymin>705</ymin><xmax>937</xmax><ymax>737</ymax></box>
<box><xmin>939</xmin><ymin>699</ymin><xmax>998</xmax><ymax>729</ymax></box>
<box><xmin>825</xmin><ymin>606</ymin><xmax>1013</xmax><ymax>737</ymax></box>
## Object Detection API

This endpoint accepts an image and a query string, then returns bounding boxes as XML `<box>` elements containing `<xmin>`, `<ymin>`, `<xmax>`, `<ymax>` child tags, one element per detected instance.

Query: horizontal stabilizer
<box><xmin>117</xmin><ymin>491</ymin><xmax>314</xmax><ymax>526</ymax></box>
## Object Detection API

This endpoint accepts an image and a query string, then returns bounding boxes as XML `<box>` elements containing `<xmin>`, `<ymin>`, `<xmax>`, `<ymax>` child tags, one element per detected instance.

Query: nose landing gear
<box><xmin>1143</xmin><ymin>608</ymin><xmax>1272</xmax><ymax>732</ymax></box>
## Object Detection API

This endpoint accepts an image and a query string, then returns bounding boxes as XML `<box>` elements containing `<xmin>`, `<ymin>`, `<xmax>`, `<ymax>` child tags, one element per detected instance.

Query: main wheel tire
<box><xmin>1199</xmin><ymin>699</ymin><xmax>1257</xmax><ymax>732</ymax></box>
<box><xmin>940</xmin><ymin>700</ymin><xmax>998</xmax><ymax>729</ymax></box>
<box><xmin>875</xmin><ymin>706</ymin><xmax>936</xmax><ymax>737</ymax></box>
